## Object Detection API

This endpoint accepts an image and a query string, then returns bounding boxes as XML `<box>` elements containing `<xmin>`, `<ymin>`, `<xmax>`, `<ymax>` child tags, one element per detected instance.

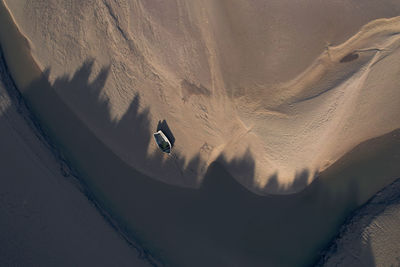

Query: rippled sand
<box><xmin>2</xmin><ymin>1</ymin><xmax>400</xmax><ymax>266</ymax></box>
<box><xmin>3</xmin><ymin>0</ymin><xmax>400</xmax><ymax>194</ymax></box>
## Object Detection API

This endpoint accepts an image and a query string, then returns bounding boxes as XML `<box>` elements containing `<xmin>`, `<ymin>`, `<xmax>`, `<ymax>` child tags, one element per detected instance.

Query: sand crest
<box><xmin>3</xmin><ymin>0</ymin><xmax>400</xmax><ymax>194</ymax></box>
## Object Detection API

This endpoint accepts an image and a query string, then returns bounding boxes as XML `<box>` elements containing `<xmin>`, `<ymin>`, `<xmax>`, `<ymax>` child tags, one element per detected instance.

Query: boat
<box><xmin>153</xmin><ymin>130</ymin><xmax>172</xmax><ymax>154</ymax></box>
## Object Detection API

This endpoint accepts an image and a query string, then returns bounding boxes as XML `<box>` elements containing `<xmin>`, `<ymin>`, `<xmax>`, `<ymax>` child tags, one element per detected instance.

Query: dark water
<box><xmin>1</xmin><ymin>2</ymin><xmax>400</xmax><ymax>266</ymax></box>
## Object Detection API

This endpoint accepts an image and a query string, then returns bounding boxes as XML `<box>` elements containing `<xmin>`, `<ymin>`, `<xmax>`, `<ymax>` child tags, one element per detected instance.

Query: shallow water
<box><xmin>1</xmin><ymin>1</ymin><xmax>400</xmax><ymax>266</ymax></box>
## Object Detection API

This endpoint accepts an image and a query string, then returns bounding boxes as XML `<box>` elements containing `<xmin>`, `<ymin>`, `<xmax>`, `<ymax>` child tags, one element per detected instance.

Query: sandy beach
<box><xmin>1</xmin><ymin>0</ymin><xmax>400</xmax><ymax>266</ymax></box>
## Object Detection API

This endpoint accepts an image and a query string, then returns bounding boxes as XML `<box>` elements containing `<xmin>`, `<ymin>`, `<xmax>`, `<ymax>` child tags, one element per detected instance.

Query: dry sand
<box><xmin>3</xmin><ymin>0</ymin><xmax>400</xmax><ymax>194</ymax></box>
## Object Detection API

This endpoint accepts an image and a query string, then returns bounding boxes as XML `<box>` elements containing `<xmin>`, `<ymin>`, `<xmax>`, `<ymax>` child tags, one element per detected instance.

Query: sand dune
<box><xmin>1</xmin><ymin>1</ymin><xmax>400</xmax><ymax>265</ymax></box>
<box><xmin>3</xmin><ymin>0</ymin><xmax>400</xmax><ymax>195</ymax></box>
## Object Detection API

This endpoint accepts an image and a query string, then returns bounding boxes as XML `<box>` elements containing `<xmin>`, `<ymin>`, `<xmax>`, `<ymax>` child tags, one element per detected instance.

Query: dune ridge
<box><xmin>3</xmin><ymin>0</ymin><xmax>400</xmax><ymax>194</ymax></box>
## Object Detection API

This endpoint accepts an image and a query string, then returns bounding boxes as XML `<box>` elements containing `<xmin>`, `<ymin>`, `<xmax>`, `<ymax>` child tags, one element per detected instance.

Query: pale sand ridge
<box><xmin>3</xmin><ymin>0</ymin><xmax>400</xmax><ymax>194</ymax></box>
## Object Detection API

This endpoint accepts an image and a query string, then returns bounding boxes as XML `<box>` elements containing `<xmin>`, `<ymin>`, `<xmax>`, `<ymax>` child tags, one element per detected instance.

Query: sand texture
<box><xmin>319</xmin><ymin>178</ymin><xmax>400</xmax><ymax>267</ymax></box>
<box><xmin>0</xmin><ymin>49</ymin><xmax>151</xmax><ymax>267</ymax></box>
<box><xmin>1</xmin><ymin>1</ymin><xmax>400</xmax><ymax>265</ymax></box>
<box><xmin>3</xmin><ymin>0</ymin><xmax>400</xmax><ymax>194</ymax></box>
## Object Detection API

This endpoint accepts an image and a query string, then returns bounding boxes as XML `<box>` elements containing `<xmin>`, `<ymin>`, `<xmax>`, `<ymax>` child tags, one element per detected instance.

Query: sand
<box><xmin>1</xmin><ymin>0</ymin><xmax>400</xmax><ymax>266</ymax></box>
<box><xmin>2</xmin><ymin>0</ymin><xmax>400</xmax><ymax>194</ymax></box>
<box><xmin>319</xmin><ymin>178</ymin><xmax>400</xmax><ymax>266</ymax></box>
<box><xmin>0</xmin><ymin>50</ymin><xmax>151</xmax><ymax>266</ymax></box>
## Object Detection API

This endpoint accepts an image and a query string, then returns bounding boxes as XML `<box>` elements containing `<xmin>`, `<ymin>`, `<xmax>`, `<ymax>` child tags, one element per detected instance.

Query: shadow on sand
<box><xmin>1</xmin><ymin>1</ymin><xmax>399</xmax><ymax>266</ymax></box>
<box><xmin>8</xmin><ymin>57</ymin><xmax>399</xmax><ymax>267</ymax></box>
